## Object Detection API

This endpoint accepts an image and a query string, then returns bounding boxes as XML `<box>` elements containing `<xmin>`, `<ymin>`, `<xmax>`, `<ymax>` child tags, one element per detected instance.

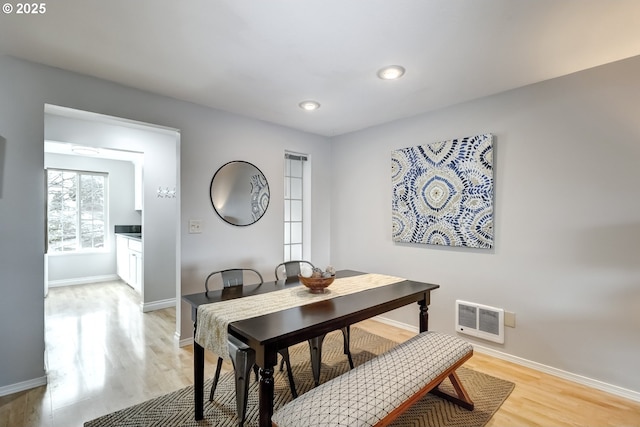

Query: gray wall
<box><xmin>177</xmin><ymin>95</ymin><xmax>333</xmax><ymax>340</ymax></box>
<box><xmin>0</xmin><ymin>54</ymin><xmax>331</xmax><ymax>393</ymax></box>
<box><xmin>44</xmin><ymin>153</ymin><xmax>140</xmax><ymax>284</ymax></box>
<box><xmin>330</xmin><ymin>56</ymin><xmax>640</xmax><ymax>393</ymax></box>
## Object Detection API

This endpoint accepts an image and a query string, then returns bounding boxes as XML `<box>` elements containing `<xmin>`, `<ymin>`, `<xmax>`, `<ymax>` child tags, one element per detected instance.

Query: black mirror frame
<box><xmin>209</xmin><ymin>160</ymin><xmax>270</xmax><ymax>227</ymax></box>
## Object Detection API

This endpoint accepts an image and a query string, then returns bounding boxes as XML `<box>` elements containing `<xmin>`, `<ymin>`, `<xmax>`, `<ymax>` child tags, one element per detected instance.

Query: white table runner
<box><xmin>194</xmin><ymin>273</ymin><xmax>404</xmax><ymax>361</ymax></box>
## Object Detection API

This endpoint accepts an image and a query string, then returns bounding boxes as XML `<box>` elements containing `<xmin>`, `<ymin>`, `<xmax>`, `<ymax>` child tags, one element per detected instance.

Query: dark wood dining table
<box><xmin>182</xmin><ymin>269</ymin><xmax>439</xmax><ymax>427</ymax></box>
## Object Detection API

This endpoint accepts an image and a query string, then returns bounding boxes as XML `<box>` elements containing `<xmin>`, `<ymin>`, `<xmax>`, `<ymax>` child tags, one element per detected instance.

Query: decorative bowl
<box><xmin>298</xmin><ymin>274</ymin><xmax>335</xmax><ymax>294</ymax></box>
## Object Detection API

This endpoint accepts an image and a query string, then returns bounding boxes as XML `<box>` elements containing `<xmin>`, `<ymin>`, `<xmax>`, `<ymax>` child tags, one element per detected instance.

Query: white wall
<box><xmin>0</xmin><ymin>55</ymin><xmax>331</xmax><ymax>394</ymax></box>
<box><xmin>330</xmin><ymin>56</ymin><xmax>640</xmax><ymax>393</ymax></box>
<box><xmin>44</xmin><ymin>153</ymin><xmax>140</xmax><ymax>284</ymax></box>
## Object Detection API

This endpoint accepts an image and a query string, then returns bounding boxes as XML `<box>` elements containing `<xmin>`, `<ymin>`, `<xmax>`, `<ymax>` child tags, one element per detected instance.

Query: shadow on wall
<box><xmin>0</xmin><ymin>135</ymin><xmax>5</xmax><ymax>198</ymax></box>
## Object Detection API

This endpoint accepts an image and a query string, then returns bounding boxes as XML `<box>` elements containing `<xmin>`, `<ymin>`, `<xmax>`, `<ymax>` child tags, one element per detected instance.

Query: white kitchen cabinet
<box><xmin>116</xmin><ymin>234</ymin><xmax>143</xmax><ymax>294</ymax></box>
<box><xmin>128</xmin><ymin>239</ymin><xmax>142</xmax><ymax>293</ymax></box>
<box><xmin>116</xmin><ymin>235</ymin><xmax>130</xmax><ymax>284</ymax></box>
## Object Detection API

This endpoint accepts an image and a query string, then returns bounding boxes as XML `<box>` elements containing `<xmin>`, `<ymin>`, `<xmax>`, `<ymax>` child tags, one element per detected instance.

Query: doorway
<box><xmin>43</xmin><ymin>104</ymin><xmax>181</xmax><ymax>334</ymax></box>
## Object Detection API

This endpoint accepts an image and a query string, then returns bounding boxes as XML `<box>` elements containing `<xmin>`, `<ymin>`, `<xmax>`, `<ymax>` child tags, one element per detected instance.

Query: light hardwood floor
<box><xmin>1</xmin><ymin>281</ymin><xmax>639</xmax><ymax>427</ymax></box>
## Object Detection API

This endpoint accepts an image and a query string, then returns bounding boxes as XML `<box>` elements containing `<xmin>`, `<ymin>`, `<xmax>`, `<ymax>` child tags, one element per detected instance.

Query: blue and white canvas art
<box><xmin>391</xmin><ymin>134</ymin><xmax>494</xmax><ymax>248</ymax></box>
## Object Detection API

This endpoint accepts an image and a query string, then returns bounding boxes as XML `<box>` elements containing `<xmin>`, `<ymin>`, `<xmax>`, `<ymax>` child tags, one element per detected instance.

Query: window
<box><xmin>283</xmin><ymin>153</ymin><xmax>307</xmax><ymax>261</ymax></box>
<box><xmin>47</xmin><ymin>168</ymin><xmax>108</xmax><ymax>252</ymax></box>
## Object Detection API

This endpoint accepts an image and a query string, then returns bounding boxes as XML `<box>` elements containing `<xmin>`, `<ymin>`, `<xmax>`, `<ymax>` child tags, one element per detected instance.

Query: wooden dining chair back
<box><xmin>274</xmin><ymin>260</ymin><xmax>314</xmax><ymax>280</ymax></box>
<box><xmin>205</xmin><ymin>268</ymin><xmax>263</xmax><ymax>295</ymax></box>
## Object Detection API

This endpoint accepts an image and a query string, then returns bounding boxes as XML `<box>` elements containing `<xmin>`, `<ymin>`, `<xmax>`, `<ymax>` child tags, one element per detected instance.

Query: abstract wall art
<box><xmin>391</xmin><ymin>133</ymin><xmax>494</xmax><ymax>248</ymax></box>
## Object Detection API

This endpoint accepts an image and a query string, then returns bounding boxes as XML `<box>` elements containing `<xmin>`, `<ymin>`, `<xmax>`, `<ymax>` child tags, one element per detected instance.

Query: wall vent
<box><xmin>455</xmin><ymin>300</ymin><xmax>504</xmax><ymax>344</ymax></box>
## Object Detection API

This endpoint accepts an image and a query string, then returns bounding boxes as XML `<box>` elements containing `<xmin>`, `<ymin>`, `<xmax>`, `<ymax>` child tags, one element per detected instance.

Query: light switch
<box><xmin>189</xmin><ymin>219</ymin><xmax>202</xmax><ymax>234</ymax></box>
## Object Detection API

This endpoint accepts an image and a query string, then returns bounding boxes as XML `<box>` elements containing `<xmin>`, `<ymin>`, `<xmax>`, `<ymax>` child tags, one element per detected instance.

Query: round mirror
<box><xmin>209</xmin><ymin>161</ymin><xmax>270</xmax><ymax>226</ymax></box>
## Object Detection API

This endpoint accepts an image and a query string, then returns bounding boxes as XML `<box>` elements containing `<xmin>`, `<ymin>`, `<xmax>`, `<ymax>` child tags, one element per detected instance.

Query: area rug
<box><xmin>85</xmin><ymin>328</ymin><xmax>514</xmax><ymax>427</ymax></box>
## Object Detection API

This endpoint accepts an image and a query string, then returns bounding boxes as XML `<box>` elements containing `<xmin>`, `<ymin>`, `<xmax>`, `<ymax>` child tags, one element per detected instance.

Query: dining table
<box><xmin>182</xmin><ymin>269</ymin><xmax>440</xmax><ymax>427</ymax></box>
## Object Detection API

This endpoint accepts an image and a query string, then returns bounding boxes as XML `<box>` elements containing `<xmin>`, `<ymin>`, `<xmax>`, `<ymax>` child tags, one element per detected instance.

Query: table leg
<box><xmin>258</xmin><ymin>365</ymin><xmax>275</xmax><ymax>427</ymax></box>
<box><xmin>194</xmin><ymin>341</ymin><xmax>204</xmax><ymax>420</ymax></box>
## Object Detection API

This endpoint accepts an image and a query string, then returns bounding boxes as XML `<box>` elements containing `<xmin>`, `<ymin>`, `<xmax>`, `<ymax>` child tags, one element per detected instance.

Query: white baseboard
<box><xmin>141</xmin><ymin>298</ymin><xmax>175</xmax><ymax>312</ymax></box>
<box><xmin>472</xmin><ymin>344</ymin><xmax>640</xmax><ymax>402</ymax></box>
<box><xmin>174</xmin><ymin>330</ymin><xmax>183</xmax><ymax>347</ymax></box>
<box><xmin>0</xmin><ymin>376</ymin><xmax>47</xmax><ymax>397</ymax></box>
<box><xmin>48</xmin><ymin>274</ymin><xmax>119</xmax><ymax>288</ymax></box>
<box><xmin>371</xmin><ymin>315</ymin><xmax>419</xmax><ymax>333</ymax></box>
<box><xmin>179</xmin><ymin>337</ymin><xmax>194</xmax><ymax>348</ymax></box>
<box><xmin>371</xmin><ymin>315</ymin><xmax>640</xmax><ymax>403</ymax></box>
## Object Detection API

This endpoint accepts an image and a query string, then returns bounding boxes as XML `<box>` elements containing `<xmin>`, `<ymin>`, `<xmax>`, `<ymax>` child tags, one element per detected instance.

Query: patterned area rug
<box><xmin>84</xmin><ymin>328</ymin><xmax>514</xmax><ymax>427</ymax></box>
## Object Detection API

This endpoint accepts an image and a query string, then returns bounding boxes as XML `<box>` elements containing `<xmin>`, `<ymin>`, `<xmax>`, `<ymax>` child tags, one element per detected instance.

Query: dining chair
<box><xmin>274</xmin><ymin>260</ymin><xmax>315</xmax><ymax>282</ymax></box>
<box><xmin>205</xmin><ymin>268</ymin><xmax>299</xmax><ymax>425</ymax></box>
<box><xmin>274</xmin><ymin>261</ymin><xmax>355</xmax><ymax>386</ymax></box>
<box><xmin>205</xmin><ymin>267</ymin><xmax>263</xmax><ymax>295</ymax></box>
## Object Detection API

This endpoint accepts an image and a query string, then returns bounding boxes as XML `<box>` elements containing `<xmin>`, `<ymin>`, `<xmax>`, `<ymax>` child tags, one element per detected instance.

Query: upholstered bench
<box><xmin>271</xmin><ymin>331</ymin><xmax>474</xmax><ymax>427</ymax></box>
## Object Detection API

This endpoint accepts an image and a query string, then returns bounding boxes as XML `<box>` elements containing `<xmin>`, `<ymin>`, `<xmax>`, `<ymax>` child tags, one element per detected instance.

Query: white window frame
<box><xmin>283</xmin><ymin>152</ymin><xmax>310</xmax><ymax>261</ymax></box>
<box><xmin>46</xmin><ymin>168</ymin><xmax>109</xmax><ymax>253</ymax></box>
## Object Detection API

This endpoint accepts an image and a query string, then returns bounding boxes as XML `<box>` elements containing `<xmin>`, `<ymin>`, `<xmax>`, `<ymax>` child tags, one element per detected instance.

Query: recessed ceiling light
<box><xmin>299</xmin><ymin>100</ymin><xmax>320</xmax><ymax>111</ymax></box>
<box><xmin>377</xmin><ymin>65</ymin><xmax>406</xmax><ymax>80</ymax></box>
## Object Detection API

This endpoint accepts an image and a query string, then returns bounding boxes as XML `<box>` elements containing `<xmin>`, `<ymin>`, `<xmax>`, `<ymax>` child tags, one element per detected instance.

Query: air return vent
<box><xmin>455</xmin><ymin>300</ymin><xmax>504</xmax><ymax>344</ymax></box>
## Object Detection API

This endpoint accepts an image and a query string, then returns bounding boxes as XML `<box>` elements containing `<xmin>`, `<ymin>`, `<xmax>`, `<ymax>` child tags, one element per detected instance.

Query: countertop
<box><xmin>115</xmin><ymin>232</ymin><xmax>142</xmax><ymax>241</ymax></box>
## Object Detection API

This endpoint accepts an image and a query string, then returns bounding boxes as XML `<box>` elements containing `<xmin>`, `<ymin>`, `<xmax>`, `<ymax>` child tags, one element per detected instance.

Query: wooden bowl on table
<box><xmin>298</xmin><ymin>274</ymin><xmax>335</xmax><ymax>294</ymax></box>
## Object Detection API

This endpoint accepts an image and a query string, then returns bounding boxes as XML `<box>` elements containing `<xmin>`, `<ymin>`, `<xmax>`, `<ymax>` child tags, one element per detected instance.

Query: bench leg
<box><xmin>430</xmin><ymin>371</ymin><xmax>474</xmax><ymax>410</ymax></box>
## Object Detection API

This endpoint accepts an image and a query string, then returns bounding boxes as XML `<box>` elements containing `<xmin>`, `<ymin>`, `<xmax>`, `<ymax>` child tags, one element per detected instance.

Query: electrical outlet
<box><xmin>188</xmin><ymin>219</ymin><xmax>202</xmax><ymax>234</ymax></box>
<box><xmin>504</xmin><ymin>311</ymin><xmax>516</xmax><ymax>328</ymax></box>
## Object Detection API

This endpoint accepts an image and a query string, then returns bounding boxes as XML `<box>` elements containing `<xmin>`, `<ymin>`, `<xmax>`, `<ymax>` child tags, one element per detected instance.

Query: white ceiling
<box><xmin>44</xmin><ymin>140</ymin><xmax>143</xmax><ymax>163</ymax></box>
<box><xmin>2</xmin><ymin>1</ymin><xmax>640</xmax><ymax>136</ymax></box>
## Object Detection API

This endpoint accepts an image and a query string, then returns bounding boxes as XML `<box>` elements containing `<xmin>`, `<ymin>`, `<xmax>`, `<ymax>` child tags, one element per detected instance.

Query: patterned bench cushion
<box><xmin>272</xmin><ymin>331</ymin><xmax>472</xmax><ymax>427</ymax></box>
